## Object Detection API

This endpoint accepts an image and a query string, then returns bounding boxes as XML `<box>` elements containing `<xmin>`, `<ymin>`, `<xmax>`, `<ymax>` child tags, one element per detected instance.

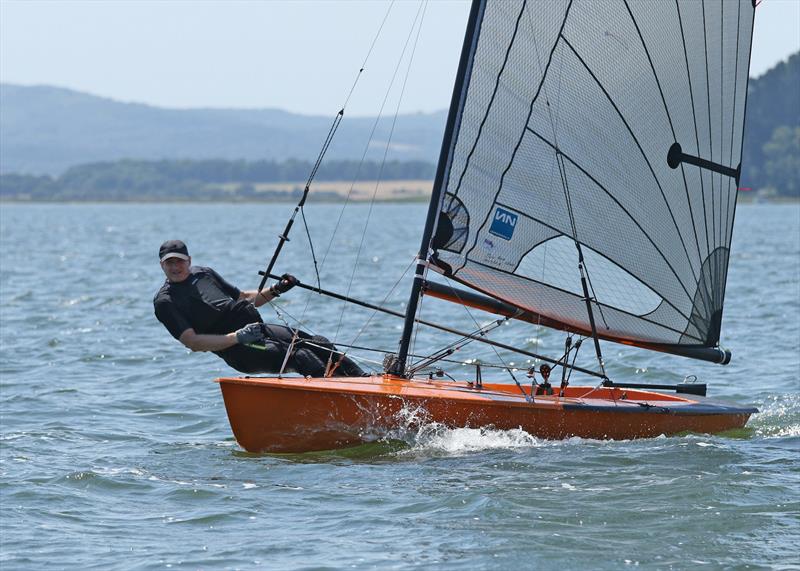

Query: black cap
<box><xmin>159</xmin><ymin>240</ymin><xmax>189</xmax><ymax>262</ymax></box>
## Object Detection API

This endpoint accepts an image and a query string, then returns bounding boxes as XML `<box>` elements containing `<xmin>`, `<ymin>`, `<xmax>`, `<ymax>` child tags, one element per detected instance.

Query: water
<box><xmin>1</xmin><ymin>202</ymin><xmax>798</xmax><ymax>570</ymax></box>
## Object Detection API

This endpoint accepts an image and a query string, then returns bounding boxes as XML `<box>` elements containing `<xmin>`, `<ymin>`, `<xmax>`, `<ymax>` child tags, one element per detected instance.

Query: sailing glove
<box><xmin>270</xmin><ymin>273</ymin><xmax>298</xmax><ymax>296</ymax></box>
<box><xmin>235</xmin><ymin>323</ymin><xmax>266</xmax><ymax>345</ymax></box>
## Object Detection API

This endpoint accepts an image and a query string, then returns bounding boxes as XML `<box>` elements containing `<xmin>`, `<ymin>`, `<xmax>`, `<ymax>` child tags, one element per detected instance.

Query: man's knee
<box><xmin>309</xmin><ymin>335</ymin><xmax>334</xmax><ymax>349</ymax></box>
<box><xmin>291</xmin><ymin>347</ymin><xmax>327</xmax><ymax>377</ymax></box>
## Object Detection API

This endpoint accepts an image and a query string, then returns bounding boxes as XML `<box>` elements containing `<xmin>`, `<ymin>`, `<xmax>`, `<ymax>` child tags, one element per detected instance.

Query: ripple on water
<box><xmin>399</xmin><ymin>425</ymin><xmax>545</xmax><ymax>456</ymax></box>
<box><xmin>1</xmin><ymin>203</ymin><xmax>798</xmax><ymax>570</ymax></box>
<box><xmin>750</xmin><ymin>393</ymin><xmax>800</xmax><ymax>438</ymax></box>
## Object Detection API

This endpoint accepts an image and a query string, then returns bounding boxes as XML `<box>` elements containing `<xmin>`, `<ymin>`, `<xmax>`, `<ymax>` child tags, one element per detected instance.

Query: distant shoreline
<box><xmin>2</xmin><ymin>196</ymin><xmax>797</xmax><ymax>205</ymax></box>
<box><xmin>735</xmin><ymin>195</ymin><xmax>800</xmax><ymax>205</ymax></box>
<box><xmin>0</xmin><ymin>195</ymin><xmax>432</xmax><ymax>205</ymax></box>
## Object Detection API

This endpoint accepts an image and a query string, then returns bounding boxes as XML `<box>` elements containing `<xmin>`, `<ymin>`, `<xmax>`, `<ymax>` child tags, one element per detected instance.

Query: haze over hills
<box><xmin>0</xmin><ymin>83</ymin><xmax>447</xmax><ymax>175</ymax></box>
<box><xmin>0</xmin><ymin>51</ymin><xmax>797</xmax><ymax>200</ymax></box>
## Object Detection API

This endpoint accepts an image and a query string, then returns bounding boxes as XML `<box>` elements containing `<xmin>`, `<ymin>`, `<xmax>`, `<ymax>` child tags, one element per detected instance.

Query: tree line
<box><xmin>0</xmin><ymin>159</ymin><xmax>437</xmax><ymax>201</ymax></box>
<box><xmin>1</xmin><ymin>53</ymin><xmax>797</xmax><ymax>202</ymax></box>
<box><xmin>740</xmin><ymin>52</ymin><xmax>799</xmax><ymax>199</ymax></box>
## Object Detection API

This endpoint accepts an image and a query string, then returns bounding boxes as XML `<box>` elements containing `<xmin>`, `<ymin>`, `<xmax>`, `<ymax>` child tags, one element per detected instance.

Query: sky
<box><xmin>1</xmin><ymin>0</ymin><xmax>798</xmax><ymax>116</ymax></box>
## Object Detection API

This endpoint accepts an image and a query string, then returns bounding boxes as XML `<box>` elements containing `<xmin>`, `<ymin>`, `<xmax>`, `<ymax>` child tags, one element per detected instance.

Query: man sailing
<box><xmin>153</xmin><ymin>240</ymin><xmax>366</xmax><ymax>377</ymax></box>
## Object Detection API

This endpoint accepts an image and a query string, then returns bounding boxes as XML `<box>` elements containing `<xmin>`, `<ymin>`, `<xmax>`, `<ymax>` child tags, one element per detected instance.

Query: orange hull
<box><xmin>216</xmin><ymin>375</ymin><xmax>756</xmax><ymax>453</ymax></box>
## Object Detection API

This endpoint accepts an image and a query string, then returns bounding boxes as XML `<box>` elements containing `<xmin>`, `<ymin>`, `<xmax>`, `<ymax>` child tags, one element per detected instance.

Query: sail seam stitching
<box><xmin>702</xmin><ymin>0</ymin><xmax>718</xmax><ymax>259</ymax></box>
<box><xmin>449</xmin><ymin>0</ymin><xmax>529</xmax><ymax>201</ymax></box>
<box><xmin>623</xmin><ymin>0</ymin><xmax>703</xmax><ymax>286</ymax></box>
<box><xmin>524</xmin><ymin>127</ymin><xmax>696</xmax><ymax>316</ymax></box>
<box><xmin>675</xmin><ymin>0</ymin><xmax>712</xmax><ymax>263</ymax></box>
<box><xmin>460</xmin><ymin>0</ymin><xmax>575</xmax><ymax>271</ymax></box>
<box><xmin>494</xmin><ymin>199</ymin><xmax>693</xmax><ymax>324</ymax></box>
<box><xmin>558</xmin><ymin>35</ymin><xmax>699</xmax><ymax>307</ymax></box>
<box><xmin>458</xmin><ymin>257</ymin><xmax>705</xmax><ymax>343</ymax></box>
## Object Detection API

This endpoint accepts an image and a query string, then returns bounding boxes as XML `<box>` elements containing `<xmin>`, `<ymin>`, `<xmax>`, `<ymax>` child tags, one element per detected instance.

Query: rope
<box><xmin>278</xmin><ymin>328</ymin><xmax>301</xmax><ymax>376</ymax></box>
<box><xmin>266</xmin><ymin>300</ymin><xmax>317</xmax><ymax>336</ymax></box>
<box><xmin>306</xmin><ymin>111</ymin><xmax>344</xmax><ymax>189</ymax></box>
<box><xmin>439</xmin><ymin>276</ymin><xmax>533</xmax><ymax>402</ymax></box>
<box><xmin>246</xmin><ymin>339</ymin><xmax>384</xmax><ymax>369</ymax></box>
<box><xmin>347</xmin><ymin>257</ymin><xmax>417</xmax><ymax>347</ymax></box>
<box><xmin>333</xmin><ymin>340</ymin><xmax>536</xmax><ymax>371</ymax></box>
<box><xmin>285</xmin><ymin>0</ymin><xmax>425</xmax><ymax>346</ymax></box>
<box><xmin>332</xmin><ymin>0</ymin><xmax>429</xmax><ymax>344</ymax></box>
<box><xmin>341</xmin><ymin>0</ymin><xmax>397</xmax><ymax>111</ymax></box>
<box><xmin>407</xmin><ymin>316</ymin><xmax>510</xmax><ymax>376</ymax></box>
<box><xmin>263</xmin><ymin>259</ymin><xmax>415</xmax><ymax>375</ymax></box>
<box><xmin>263</xmin><ymin>1</ymin><xmax>396</xmax><ymax>326</ymax></box>
<box><xmin>300</xmin><ymin>206</ymin><xmax>321</xmax><ymax>290</ymax></box>
<box><xmin>409</xmin><ymin>272</ymin><xmax>425</xmax><ymax>371</ymax></box>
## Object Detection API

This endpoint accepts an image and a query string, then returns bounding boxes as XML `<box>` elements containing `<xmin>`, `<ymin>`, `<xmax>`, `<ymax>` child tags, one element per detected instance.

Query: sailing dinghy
<box><xmin>218</xmin><ymin>0</ymin><xmax>758</xmax><ymax>453</ymax></box>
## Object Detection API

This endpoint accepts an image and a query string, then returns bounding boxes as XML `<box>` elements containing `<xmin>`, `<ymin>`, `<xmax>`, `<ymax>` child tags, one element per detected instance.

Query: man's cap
<box><xmin>159</xmin><ymin>240</ymin><xmax>189</xmax><ymax>262</ymax></box>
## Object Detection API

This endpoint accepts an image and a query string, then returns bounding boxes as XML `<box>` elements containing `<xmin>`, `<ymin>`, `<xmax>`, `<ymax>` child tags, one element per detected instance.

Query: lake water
<box><xmin>1</xmin><ymin>202</ymin><xmax>798</xmax><ymax>570</ymax></box>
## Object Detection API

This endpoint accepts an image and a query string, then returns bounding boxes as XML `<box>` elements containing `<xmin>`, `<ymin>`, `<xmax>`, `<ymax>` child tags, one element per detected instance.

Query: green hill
<box><xmin>740</xmin><ymin>52</ymin><xmax>800</xmax><ymax>198</ymax></box>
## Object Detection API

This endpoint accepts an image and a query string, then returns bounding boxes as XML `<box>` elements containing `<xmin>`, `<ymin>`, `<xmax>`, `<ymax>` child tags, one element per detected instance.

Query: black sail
<box><xmin>428</xmin><ymin>0</ymin><xmax>755</xmax><ymax>363</ymax></box>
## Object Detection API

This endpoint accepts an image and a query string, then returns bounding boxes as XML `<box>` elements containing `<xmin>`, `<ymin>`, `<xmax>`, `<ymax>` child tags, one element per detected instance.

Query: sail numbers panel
<box><xmin>429</xmin><ymin>0</ymin><xmax>755</xmax><ymax>357</ymax></box>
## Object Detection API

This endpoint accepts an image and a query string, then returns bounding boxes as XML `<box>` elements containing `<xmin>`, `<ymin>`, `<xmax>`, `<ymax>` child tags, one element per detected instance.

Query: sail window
<box><xmin>516</xmin><ymin>236</ymin><xmax>662</xmax><ymax>316</ymax></box>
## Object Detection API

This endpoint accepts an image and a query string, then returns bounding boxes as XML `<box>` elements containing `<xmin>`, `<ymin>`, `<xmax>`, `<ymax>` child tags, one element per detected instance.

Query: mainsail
<box><xmin>426</xmin><ymin>0</ymin><xmax>756</xmax><ymax>363</ymax></box>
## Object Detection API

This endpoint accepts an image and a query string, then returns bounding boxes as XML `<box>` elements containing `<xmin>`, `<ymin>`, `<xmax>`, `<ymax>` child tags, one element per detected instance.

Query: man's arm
<box><xmin>179</xmin><ymin>328</ymin><xmax>239</xmax><ymax>352</ymax></box>
<box><xmin>239</xmin><ymin>289</ymin><xmax>277</xmax><ymax>308</ymax></box>
<box><xmin>239</xmin><ymin>275</ymin><xmax>299</xmax><ymax>307</ymax></box>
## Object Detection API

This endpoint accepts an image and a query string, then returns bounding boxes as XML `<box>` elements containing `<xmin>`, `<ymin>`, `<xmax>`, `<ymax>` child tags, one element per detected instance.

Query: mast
<box><xmin>389</xmin><ymin>0</ymin><xmax>486</xmax><ymax>376</ymax></box>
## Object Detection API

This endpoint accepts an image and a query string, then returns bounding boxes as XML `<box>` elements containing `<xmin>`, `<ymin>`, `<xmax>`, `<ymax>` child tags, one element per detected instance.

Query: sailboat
<box><xmin>218</xmin><ymin>0</ymin><xmax>758</xmax><ymax>453</ymax></box>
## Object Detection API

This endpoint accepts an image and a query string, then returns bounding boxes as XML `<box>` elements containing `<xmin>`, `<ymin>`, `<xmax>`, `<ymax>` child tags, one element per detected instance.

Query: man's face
<box><xmin>160</xmin><ymin>256</ymin><xmax>191</xmax><ymax>283</ymax></box>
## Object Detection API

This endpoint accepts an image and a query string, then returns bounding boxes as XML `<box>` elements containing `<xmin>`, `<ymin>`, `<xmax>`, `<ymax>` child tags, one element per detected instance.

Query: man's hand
<box><xmin>235</xmin><ymin>323</ymin><xmax>265</xmax><ymax>345</ymax></box>
<box><xmin>271</xmin><ymin>274</ymin><xmax>299</xmax><ymax>296</ymax></box>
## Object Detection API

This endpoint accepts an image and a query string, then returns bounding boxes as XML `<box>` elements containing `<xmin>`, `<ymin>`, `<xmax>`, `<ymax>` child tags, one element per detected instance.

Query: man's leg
<box><xmin>219</xmin><ymin>342</ymin><xmax>288</xmax><ymax>374</ymax></box>
<box><xmin>261</xmin><ymin>324</ymin><xmax>368</xmax><ymax>377</ymax></box>
<box><xmin>290</xmin><ymin>346</ymin><xmax>329</xmax><ymax>377</ymax></box>
<box><xmin>301</xmin><ymin>335</ymin><xmax>367</xmax><ymax>377</ymax></box>
<box><xmin>260</xmin><ymin>325</ymin><xmax>326</xmax><ymax>376</ymax></box>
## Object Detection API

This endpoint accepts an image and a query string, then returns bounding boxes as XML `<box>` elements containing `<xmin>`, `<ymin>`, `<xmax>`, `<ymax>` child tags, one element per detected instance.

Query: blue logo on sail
<box><xmin>489</xmin><ymin>207</ymin><xmax>518</xmax><ymax>240</ymax></box>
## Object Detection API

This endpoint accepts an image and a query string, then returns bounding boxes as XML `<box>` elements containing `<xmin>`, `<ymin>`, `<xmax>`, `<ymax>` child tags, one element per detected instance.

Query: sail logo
<box><xmin>489</xmin><ymin>207</ymin><xmax>518</xmax><ymax>240</ymax></box>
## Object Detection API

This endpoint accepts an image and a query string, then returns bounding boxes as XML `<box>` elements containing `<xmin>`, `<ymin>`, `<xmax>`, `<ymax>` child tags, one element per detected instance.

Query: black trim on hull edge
<box><xmin>562</xmin><ymin>402</ymin><xmax>758</xmax><ymax>416</ymax></box>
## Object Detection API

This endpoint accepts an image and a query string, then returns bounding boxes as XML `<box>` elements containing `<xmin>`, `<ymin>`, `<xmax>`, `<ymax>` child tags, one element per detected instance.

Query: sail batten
<box><xmin>427</xmin><ymin>0</ymin><xmax>755</xmax><ymax>362</ymax></box>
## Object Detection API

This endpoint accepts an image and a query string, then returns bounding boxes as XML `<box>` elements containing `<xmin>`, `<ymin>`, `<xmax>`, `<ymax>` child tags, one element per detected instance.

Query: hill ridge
<box><xmin>0</xmin><ymin>83</ymin><xmax>447</xmax><ymax>175</ymax></box>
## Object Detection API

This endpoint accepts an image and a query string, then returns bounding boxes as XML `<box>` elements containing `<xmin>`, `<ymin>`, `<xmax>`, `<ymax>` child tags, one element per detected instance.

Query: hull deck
<box><xmin>217</xmin><ymin>375</ymin><xmax>757</xmax><ymax>453</ymax></box>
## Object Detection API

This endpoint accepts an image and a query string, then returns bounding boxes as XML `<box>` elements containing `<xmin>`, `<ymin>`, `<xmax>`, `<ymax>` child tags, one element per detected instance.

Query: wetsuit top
<box><xmin>153</xmin><ymin>266</ymin><xmax>244</xmax><ymax>340</ymax></box>
<box><xmin>153</xmin><ymin>266</ymin><xmax>364</xmax><ymax>376</ymax></box>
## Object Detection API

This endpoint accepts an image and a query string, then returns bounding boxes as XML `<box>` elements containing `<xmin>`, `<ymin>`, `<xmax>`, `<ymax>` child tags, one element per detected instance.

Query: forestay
<box><xmin>429</xmin><ymin>0</ymin><xmax>755</xmax><ymax>363</ymax></box>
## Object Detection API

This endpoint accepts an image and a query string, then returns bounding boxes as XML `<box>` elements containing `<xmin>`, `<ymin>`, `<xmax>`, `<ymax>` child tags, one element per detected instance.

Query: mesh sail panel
<box><xmin>430</xmin><ymin>0</ymin><xmax>754</xmax><ymax>355</ymax></box>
